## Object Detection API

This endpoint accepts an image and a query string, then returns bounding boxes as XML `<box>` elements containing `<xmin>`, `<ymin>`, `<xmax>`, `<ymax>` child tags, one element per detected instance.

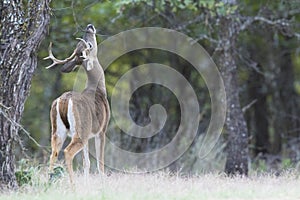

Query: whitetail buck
<box><xmin>44</xmin><ymin>24</ymin><xmax>110</xmax><ymax>184</ymax></box>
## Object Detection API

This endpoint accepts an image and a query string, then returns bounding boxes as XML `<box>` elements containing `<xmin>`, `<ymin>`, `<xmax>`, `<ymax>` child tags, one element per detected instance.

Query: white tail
<box><xmin>46</xmin><ymin>24</ymin><xmax>110</xmax><ymax>184</ymax></box>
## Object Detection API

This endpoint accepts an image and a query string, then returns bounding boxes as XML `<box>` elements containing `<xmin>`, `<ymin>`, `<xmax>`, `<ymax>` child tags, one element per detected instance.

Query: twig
<box><xmin>0</xmin><ymin>103</ymin><xmax>11</xmax><ymax>110</ymax></box>
<box><xmin>71</xmin><ymin>0</ymin><xmax>84</xmax><ymax>36</ymax></box>
<box><xmin>0</xmin><ymin>106</ymin><xmax>28</xmax><ymax>157</ymax></box>
<box><xmin>175</xmin><ymin>14</ymin><xmax>205</xmax><ymax>31</ymax></box>
<box><xmin>234</xmin><ymin>50</ymin><xmax>265</xmax><ymax>76</ymax></box>
<box><xmin>242</xmin><ymin>99</ymin><xmax>257</xmax><ymax>113</ymax></box>
<box><xmin>0</xmin><ymin>106</ymin><xmax>50</xmax><ymax>153</ymax></box>
<box><xmin>83</xmin><ymin>0</ymin><xmax>100</xmax><ymax>10</ymax></box>
<box><xmin>52</xmin><ymin>6</ymin><xmax>72</xmax><ymax>11</ymax></box>
<box><xmin>239</xmin><ymin>17</ymin><xmax>255</xmax><ymax>32</ymax></box>
<box><xmin>158</xmin><ymin>12</ymin><xmax>175</xmax><ymax>26</ymax></box>
<box><xmin>193</xmin><ymin>34</ymin><xmax>219</xmax><ymax>44</ymax></box>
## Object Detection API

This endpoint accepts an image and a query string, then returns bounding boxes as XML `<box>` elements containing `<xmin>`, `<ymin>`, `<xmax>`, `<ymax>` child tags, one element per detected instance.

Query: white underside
<box><xmin>67</xmin><ymin>99</ymin><xmax>76</xmax><ymax>138</ymax></box>
<box><xmin>56</xmin><ymin>98</ymin><xmax>99</xmax><ymax>139</ymax></box>
<box><xmin>56</xmin><ymin>99</ymin><xmax>67</xmax><ymax>141</ymax></box>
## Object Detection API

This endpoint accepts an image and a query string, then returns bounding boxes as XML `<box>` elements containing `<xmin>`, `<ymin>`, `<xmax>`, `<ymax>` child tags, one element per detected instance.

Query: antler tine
<box><xmin>76</xmin><ymin>38</ymin><xmax>90</xmax><ymax>49</ymax></box>
<box><xmin>75</xmin><ymin>38</ymin><xmax>91</xmax><ymax>60</ymax></box>
<box><xmin>44</xmin><ymin>42</ymin><xmax>77</xmax><ymax>69</ymax></box>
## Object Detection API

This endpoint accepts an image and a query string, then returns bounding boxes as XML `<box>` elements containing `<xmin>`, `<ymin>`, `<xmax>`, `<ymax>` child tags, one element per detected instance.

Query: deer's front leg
<box><xmin>64</xmin><ymin>136</ymin><xmax>84</xmax><ymax>184</ymax></box>
<box><xmin>95</xmin><ymin>134</ymin><xmax>101</xmax><ymax>173</ymax></box>
<box><xmin>100</xmin><ymin>132</ymin><xmax>105</xmax><ymax>173</ymax></box>
<box><xmin>95</xmin><ymin>133</ymin><xmax>105</xmax><ymax>174</ymax></box>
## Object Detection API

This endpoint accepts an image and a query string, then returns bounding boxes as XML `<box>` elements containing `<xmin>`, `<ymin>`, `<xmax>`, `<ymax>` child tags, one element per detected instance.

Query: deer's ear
<box><xmin>86</xmin><ymin>60</ymin><xmax>94</xmax><ymax>71</ymax></box>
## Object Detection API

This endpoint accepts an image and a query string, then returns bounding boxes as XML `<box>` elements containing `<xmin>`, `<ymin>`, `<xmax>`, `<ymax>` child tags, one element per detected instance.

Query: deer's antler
<box><xmin>44</xmin><ymin>43</ymin><xmax>77</xmax><ymax>69</ymax></box>
<box><xmin>44</xmin><ymin>38</ymin><xmax>91</xmax><ymax>69</ymax></box>
<box><xmin>75</xmin><ymin>38</ymin><xmax>92</xmax><ymax>60</ymax></box>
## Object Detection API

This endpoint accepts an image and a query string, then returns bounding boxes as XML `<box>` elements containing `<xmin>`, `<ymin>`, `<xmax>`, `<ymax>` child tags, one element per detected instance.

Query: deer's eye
<box><xmin>88</xmin><ymin>42</ymin><xmax>93</xmax><ymax>49</ymax></box>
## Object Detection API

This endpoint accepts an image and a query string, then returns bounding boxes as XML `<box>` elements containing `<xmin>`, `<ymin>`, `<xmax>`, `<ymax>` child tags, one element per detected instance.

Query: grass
<box><xmin>1</xmin><ymin>169</ymin><xmax>300</xmax><ymax>200</ymax></box>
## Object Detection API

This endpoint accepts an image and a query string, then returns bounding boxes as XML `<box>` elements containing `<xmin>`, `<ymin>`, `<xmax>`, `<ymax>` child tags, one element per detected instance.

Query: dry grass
<box><xmin>1</xmin><ymin>170</ymin><xmax>300</xmax><ymax>200</ymax></box>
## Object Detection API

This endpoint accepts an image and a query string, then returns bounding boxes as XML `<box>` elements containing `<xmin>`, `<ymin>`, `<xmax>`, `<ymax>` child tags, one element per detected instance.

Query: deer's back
<box><xmin>51</xmin><ymin>90</ymin><xmax>109</xmax><ymax>139</ymax></box>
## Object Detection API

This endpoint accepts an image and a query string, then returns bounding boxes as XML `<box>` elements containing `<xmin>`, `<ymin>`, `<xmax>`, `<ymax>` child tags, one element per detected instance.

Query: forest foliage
<box><xmin>20</xmin><ymin>0</ymin><xmax>300</xmax><ymax>173</ymax></box>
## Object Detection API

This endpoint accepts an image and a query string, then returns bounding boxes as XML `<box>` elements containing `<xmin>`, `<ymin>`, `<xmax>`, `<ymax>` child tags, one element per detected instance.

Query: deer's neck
<box><xmin>85</xmin><ymin>58</ymin><xmax>106</xmax><ymax>96</ymax></box>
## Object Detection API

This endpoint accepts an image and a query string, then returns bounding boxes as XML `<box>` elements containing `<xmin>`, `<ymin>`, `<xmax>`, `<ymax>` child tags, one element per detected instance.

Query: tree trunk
<box><xmin>247</xmin><ymin>68</ymin><xmax>269</xmax><ymax>155</ymax></box>
<box><xmin>0</xmin><ymin>0</ymin><xmax>50</xmax><ymax>189</ymax></box>
<box><xmin>271</xmin><ymin>37</ymin><xmax>300</xmax><ymax>158</ymax></box>
<box><xmin>215</xmin><ymin>17</ymin><xmax>249</xmax><ymax>175</ymax></box>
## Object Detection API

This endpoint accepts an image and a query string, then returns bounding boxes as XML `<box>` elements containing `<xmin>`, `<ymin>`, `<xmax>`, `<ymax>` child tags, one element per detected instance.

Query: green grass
<box><xmin>2</xmin><ymin>170</ymin><xmax>300</xmax><ymax>200</ymax></box>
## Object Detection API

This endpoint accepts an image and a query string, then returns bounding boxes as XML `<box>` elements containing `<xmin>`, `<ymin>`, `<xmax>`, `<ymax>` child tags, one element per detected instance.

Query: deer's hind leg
<box><xmin>49</xmin><ymin>100</ymin><xmax>67</xmax><ymax>172</ymax></box>
<box><xmin>49</xmin><ymin>134</ymin><xmax>66</xmax><ymax>172</ymax></box>
<box><xmin>64</xmin><ymin>136</ymin><xmax>85</xmax><ymax>184</ymax></box>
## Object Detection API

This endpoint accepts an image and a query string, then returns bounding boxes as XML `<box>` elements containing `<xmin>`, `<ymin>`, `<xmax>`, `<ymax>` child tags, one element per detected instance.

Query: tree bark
<box><xmin>214</xmin><ymin>17</ymin><xmax>249</xmax><ymax>175</ymax></box>
<box><xmin>0</xmin><ymin>0</ymin><xmax>50</xmax><ymax>189</ymax></box>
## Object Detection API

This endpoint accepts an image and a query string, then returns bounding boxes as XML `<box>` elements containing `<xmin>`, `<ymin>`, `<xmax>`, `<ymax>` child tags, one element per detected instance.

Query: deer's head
<box><xmin>44</xmin><ymin>24</ymin><xmax>98</xmax><ymax>73</ymax></box>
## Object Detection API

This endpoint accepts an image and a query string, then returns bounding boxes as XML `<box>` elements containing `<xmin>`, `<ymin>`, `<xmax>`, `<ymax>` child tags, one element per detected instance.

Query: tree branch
<box><xmin>175</xmin><ymin>14</ymin><xmax>206</xmax><ymax>31</ymax></box>
<box><xmin>193</xmin><ymin>34</ymin><xmax>219</xmax><ymax>44</ymax></box>
<box><xmin>253</xmin><ymin>16</ymin><xmax>289</xmax><ymax>27</ymax></box>
<box><xmin>0</xmin><ymin>105</ymin><xmax>50</xmax><ymax>153</ymax></box>
<box><xmin>233</xmin><ymin>49</ymin><xmax>265</xmax><ymax>75</ymax></box>
<box><xmin>238</xmin><ymin>15</ymin><xmax>300</xmax><ymax>39</ymax></box>
<box><xmin>242</xmin><ymin>99</ymin><xmax>257</xmax><ymax>113</ymax></box>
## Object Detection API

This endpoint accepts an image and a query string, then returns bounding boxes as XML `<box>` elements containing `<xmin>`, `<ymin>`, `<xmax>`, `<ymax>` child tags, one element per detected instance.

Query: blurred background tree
<box><xmin>20</xmin><ymin>0</ymin><xmax>300</xmax><ymax>175</ymax></box>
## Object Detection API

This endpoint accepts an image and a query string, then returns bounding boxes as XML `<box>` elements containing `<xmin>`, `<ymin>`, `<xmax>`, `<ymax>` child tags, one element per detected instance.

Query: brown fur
<box><xmin>50</xmin><ymin>100</ymin><xmax>57</xmax><ymax>135</ymax></box>
<box><xmin>58</xmin><ymin>92</ymin><xmax>72</xmax><ymax>129</ymax></box>
<box><xmin>49</xmin><ymin>24</ymin><xmax>110</xmax><ymax>185</ymax></box>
